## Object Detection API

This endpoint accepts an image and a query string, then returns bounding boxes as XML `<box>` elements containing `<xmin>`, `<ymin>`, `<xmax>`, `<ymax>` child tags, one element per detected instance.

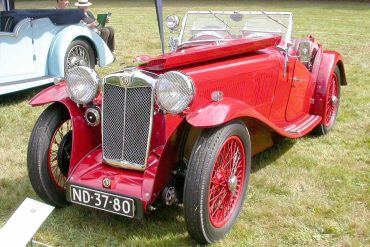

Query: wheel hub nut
<box><xmin>331</xmin><ymin>95</ymin><xmax>338</xmax><ymax>105</ymax></box>
<box><xmin>228</xmin><ymin>175</ymin><xmax>237</xmax><ymax>194</ymax></box>
<box><xmin>79</xmin><ymin>59</ymin><xmax>87</xmax><ymax>66</ymax></box>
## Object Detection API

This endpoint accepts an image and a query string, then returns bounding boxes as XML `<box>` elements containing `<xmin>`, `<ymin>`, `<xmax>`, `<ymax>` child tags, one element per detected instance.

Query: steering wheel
<box><xmin>191</xmin><ymin>25</ymin><xmax>232</xmax><ymax>41</ymax></box>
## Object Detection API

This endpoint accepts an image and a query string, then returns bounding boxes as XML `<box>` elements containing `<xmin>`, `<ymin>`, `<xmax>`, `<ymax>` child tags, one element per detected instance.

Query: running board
<box><xmin>284</xmin><ymin>114</ymin><xmax>322</xmax><ymax>134</ymax></box>
<box><xmin>0</xmin><ymin>76</ymin><xmax>55</xmax><ymax>95</ymax></box>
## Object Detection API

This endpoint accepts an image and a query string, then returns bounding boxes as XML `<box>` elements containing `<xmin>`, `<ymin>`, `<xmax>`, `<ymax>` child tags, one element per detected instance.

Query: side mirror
<box><xmin>297</xmin><ymin>41</ymin><xmax>312</xmax><ymax>63</ymax></box>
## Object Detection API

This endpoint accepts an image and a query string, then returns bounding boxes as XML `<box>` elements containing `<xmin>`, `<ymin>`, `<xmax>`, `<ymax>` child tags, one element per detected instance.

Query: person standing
<box><xmin>56</xmin><ymin>0</ymin><xmax>69</xmax><ymax>9</ymax></box>
<box><xmin>75</xmin><ymin>0</ymin><xmax>115</xmax><ymax>53</ymax></box>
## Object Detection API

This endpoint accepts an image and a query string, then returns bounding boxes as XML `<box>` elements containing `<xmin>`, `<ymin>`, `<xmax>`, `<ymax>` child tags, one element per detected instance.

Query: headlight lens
<box><xmin>155</xmin><ymin>71</ymin><xmax>195</xmax><ymax>114</ymax></box>
<box><xmin>66</xmin><ymin>66</ymin><xmax>100</xmax><ymax>104</ymax></box>
<box><xmin>166</xmin><ymin>15</ymin><xmax>180</xmax><ymax>29</ymax></box>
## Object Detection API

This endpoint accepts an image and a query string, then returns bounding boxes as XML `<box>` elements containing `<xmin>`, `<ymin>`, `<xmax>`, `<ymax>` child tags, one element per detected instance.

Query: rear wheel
<box><xmin>64</xmin><ymin>39</ymin><xmax>95</xmax><ymax>76</ymax></box>
<box><xmin>27</xmin><ymin>103</ymin><xmax>72</xmax><ymax>207</ymax></box>
<box><xmin>315</xmin><ymin>66</ymin><xmax>341</xmax><ymax>135</ymax></box>
<box><xmin>183</xmin><ymin>121</ymin><xmax>251</xmax><ymax>244</ymax></box>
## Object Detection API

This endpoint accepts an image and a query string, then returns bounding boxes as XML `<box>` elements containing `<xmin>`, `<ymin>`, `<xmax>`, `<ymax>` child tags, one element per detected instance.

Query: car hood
<box><xmin>139</xmin><ymin>35</ymin><xmax>281</xmax><ymax>71</ymax></box>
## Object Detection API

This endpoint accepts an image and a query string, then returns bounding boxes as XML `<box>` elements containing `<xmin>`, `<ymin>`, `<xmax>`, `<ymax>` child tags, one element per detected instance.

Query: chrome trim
<box><xmin>166</xmin><ymin>15</ymin><xmax>180</xmax><ymax>30</ymax></box>
<box><xmin>103</xmin><ymin>68</ymin><xmax>158</xmax><ymax>88</ymax></box>
<box><xmin>155</xmin><ymin>71</ymin><xmax>196</xmax><ymax>114</ymax></box>
<box><xmin>102</xmin><ymin>69</ymin><xmax>158</xmax><ymax>171</ymax></box>
<box><xmin>177</xmin><ymin>11</ymin><xmax>293</xmax><ymax>48</ymax></box>
<box><xmin>84</xmin><ymin>107</ymin><xmax>100</xmax><ymax>127</ymax></box>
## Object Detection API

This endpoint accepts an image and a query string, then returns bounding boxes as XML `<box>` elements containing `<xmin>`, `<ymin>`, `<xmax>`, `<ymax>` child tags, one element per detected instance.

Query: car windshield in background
<box><xmin>179</xmin><ymin>11</ymin><xmax>292</xmax><ymax>47</ymax></box>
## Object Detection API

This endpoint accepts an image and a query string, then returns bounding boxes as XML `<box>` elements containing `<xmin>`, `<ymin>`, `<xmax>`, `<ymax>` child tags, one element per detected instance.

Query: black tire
<box><xmin>183</xmin><ymin>121</ymin><xmax>251</xmax><ymax>244</ymax></box>
<box><xmin>314</xmin><ymin>66</ymin><xmax>341</xmax><ymax>135</ymax></box>
<box><xmin>27</xmin><ymin>103</ymin><xmax>72</xmax><ymax>207</ymax></box>
<box><xmin>64</xmin><ymin>39</ymin><xmax>95</xmax><ymax>76</ymax></box>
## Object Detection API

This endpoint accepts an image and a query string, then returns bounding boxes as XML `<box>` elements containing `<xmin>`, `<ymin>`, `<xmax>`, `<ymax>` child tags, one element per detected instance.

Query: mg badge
<box><xmin>102</xmin><ymin>178</ymin><xmax>111</xmax><ymax>188</ymax></box>
<box><xmin>120</xmin><ymin>76</ymin><xmax>131</xmax><ymax>87</ymax></box>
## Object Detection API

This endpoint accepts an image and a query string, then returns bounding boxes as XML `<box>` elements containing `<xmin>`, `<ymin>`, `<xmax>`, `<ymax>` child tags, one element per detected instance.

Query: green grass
<box><xmin>1</xmin><ymin>0</ymin><xmax>369</xmax><ymax>246</ymax></box>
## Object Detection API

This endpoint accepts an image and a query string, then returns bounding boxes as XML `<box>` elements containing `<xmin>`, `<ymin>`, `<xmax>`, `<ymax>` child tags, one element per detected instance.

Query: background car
<box><xmin>26</xmin><ymin>4</ymin><xmax>347</xmax><ymax>246</ymax></box>
<box><xmin>0</xmin><ymin>0</ymin><xmax>113</xmax><ymax>95</ymax></box>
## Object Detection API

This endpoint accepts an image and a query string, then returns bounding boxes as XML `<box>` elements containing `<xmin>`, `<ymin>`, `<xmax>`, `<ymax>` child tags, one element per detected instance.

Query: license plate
<box><xmin>69</xmin><ymin>185</ymin><xmax>135</xmax><ymax>218</ymax></box>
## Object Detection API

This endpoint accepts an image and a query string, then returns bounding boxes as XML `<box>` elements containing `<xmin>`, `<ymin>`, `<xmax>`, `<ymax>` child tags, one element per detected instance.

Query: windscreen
<box><xmin>179</xmin><ymin>11</ymin><xmax>292</xmax><ymax>46</ymax></box>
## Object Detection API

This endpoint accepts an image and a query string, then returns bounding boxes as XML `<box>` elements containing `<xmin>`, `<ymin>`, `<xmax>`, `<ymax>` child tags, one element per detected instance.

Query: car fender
<box><xmin>310</xmin><ymin>50</ymin><xmax>347</xmax><ymax>116</ymax></box>
<box><xmin>186</xmin><ymin>97</ymin><xmax>298</xmax><ymax>138</ymax></box>
<box><xmin>47</xmin><ymin>24</ymin><xmax>114</xmax><ymax>78</ymax></box>
<box><xmin>29</xmin><ymin>82</ymin><xmax>69</xmax><ymax>106</ymax></box>
<box><xmin>29</xmin><ymin>82</ymin><xmax>101</xmax><ymax>171</ymax></box>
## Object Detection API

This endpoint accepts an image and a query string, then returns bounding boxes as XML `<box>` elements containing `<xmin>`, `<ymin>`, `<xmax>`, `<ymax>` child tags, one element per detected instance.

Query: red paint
<box><xmin>139</xmin><ymin>36</ymin><xmax>282</xmax><ymax>71</ymax></box>
<box><xmin>310</xmin><ymin>51</ymin><xmax>344</xmax><ymax>117</ymax></box>
<box><xmin>30</xmin><ymin>82</ymin><xmax>102</xmax><ymax>176</ymax></box>
<box><xmin>285</xmin><ymin>59</ymin><xmax>313</xmax><ymax>121</ymax></box>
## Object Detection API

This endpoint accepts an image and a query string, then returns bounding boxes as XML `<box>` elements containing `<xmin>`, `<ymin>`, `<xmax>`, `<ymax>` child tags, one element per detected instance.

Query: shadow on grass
<box><xmin>0</xmin><ymin>85</ymin><xmax>50</xmax><ymax>106</ymax></box>
<box><xmin>251</xmin><ymin>137</ymin><xmax>296</xmax><ymax>173</ymax></box>
<box><xmin>0</xmin><ymin>138</ymin><xmax>296</xmax><ymax>246</ymax></box>
<box><xmin>51</xmin><ymin>201</ymin><xmax>194</xmax><ymax>245</ymax></box>
<box><xmin>1</xmin><ymin>175</ymin><xmax>194</xmax><ymax>245</ymax></box>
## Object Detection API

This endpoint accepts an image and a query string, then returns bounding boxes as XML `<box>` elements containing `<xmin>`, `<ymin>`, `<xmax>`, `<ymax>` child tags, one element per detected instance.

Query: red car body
<box><xmin>27</xmin><ymin>10</ymin><xmax>346</xmax><ymax>244</ymax></box>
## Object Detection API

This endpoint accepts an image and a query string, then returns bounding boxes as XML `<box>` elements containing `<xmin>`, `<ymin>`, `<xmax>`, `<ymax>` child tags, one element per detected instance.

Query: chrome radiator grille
<box><xmin>102</xmin><ymin>83</ymin><xmax>153</xmax><ymax>170</ymax></box>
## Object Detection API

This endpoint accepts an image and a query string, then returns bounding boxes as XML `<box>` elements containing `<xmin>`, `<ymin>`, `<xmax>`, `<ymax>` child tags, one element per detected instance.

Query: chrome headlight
<box><xmin>155</xmin><ymin>71</ymin><xmax>195</xmax><ymax>114</ymax></box>
<box><xmin>166</xmin><ymin>15</ymin><xmax>180</xmax><ymax>30</ymax></box>
<box><xmin>66</xmin><ymin>66</ymin><xmax>100</xmax><ymax>104</ymax></box>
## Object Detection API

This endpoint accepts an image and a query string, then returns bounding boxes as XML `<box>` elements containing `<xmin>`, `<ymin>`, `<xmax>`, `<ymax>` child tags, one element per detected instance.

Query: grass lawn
<box><xmin>0</xmin><ymin>0</ymin><xmax>369</xmax><ymax>246</ymax></box>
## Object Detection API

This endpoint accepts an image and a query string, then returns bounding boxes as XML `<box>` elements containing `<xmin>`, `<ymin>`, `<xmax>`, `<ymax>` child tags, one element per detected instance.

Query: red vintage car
<box><xmin>27</xmin><ymin>10</ymin><xmax>346</xmax><ymax>244</ymax></box>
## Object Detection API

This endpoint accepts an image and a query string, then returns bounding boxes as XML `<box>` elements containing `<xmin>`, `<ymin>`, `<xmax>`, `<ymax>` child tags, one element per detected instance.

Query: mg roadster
<box><xmin>27</xmin><ymin>9</ymin><xmax>346</xmax><ymax>244</ymax></box>
<box><xmin>0</xmin><ymin>0</ymin><xmax>113</xmax><ymax>95</ymax></box>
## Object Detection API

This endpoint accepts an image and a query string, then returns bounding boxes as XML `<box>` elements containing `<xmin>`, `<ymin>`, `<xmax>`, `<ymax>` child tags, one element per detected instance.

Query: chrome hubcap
<box><xmin>228</xmin><ymin>175</ymin><xmax>238</xmax><ymax>194</ymax></box>
<box><xmin>67</xmin><ymin>45</ymin><xmax>90</xmax><ymax>71</ymax></box>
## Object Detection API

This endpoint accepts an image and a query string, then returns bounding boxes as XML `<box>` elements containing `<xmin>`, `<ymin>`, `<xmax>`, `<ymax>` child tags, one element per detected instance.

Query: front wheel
<box><xmin>27</xmin><ymin>103</ymin><xmax>72</xmax><ymax>207</ymax></box>
<box><xmin>183</xmin><ymin>121</ymin><xmax>251</xmax><ymax>244</ymax></box>
<box><xmin>314</xmin><ymin>66</ymin><xmax>341</xmax><ymax>135</ymax></box>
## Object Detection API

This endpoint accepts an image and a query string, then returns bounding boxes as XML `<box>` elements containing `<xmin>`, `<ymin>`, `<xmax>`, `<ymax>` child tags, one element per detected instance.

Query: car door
<box><xmin>285</xmin><ymin>58</ymin><xmax>312</xmax><ymax>121</ymax></box>
<box><xmin>0</xmin><ymin>17</ymin><xmax>37</xmax><ymax>84</ymax></box>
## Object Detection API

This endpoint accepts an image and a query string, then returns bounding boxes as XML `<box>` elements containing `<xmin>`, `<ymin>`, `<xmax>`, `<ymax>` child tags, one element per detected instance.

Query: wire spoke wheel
<box><xmin>48</xmin><ymin>120</ymin><xmax>72</xmax><ymax>191</ymax></box>
<box><xmin>28</xmin><ymin>104</ymin><xmax>72</xmax><ymax>207</ymax></box>
<box><xmin>184</xmin><ymin>121</ymin><xmax>251</xmax><ymax>244</ymax></box>
<box><xmin>64</xmin><ymin>40</ymin><xmax>95</xmax><ymax>76</ymax></box>
<box><xmin>314</xmin><ymin>66</ymin><xmax>341</xmax><ymax>135</ymax></box>
<box><xmin>324</xmin><ymin>72</ymin><xmax>339</xmax><ymax>127</ymax></box>
<box><xmin>208</xmin><ymin>136</ymin><xmax>246</xmax><ymax>228</ymax></box>
<box><xmin>66</xmin><ymin>45</ymin><xmax>91</xmax><ymax>70</ymax></box>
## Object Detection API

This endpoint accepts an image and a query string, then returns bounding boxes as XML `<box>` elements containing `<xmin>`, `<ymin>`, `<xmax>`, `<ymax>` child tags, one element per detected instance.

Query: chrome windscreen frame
<box><xmin>177</xmin><ymin>11</ymin><xmax>293</xmax><ymax>49</ymax></box>
<box><xmin>102</xmin><ymin>68</ymin><xmax>158</xmax><ymax>171</ymax></box>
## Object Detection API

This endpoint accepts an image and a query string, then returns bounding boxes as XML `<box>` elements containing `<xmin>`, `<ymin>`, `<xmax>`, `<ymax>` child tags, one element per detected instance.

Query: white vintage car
<box><xmin>0</xmin><ymin>0</ymin><xmax>113</xmax><ymax>95</ymax></box>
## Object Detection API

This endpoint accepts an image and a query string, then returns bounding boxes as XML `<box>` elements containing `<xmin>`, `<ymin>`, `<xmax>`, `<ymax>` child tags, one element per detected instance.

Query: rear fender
<box><xmin>29</xmin><ymin>83</ymin><xmax>101</xmax><ymax>174</ymax></box>
<box><xmin>310</xmin><ymin>51</ymin><xmax>347</xmax><ymax>115</ymax></box>
<box><xmin>48</xmin><ymin>24</ymin><xmax>113</xmax><ymax>78</ymax></box>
